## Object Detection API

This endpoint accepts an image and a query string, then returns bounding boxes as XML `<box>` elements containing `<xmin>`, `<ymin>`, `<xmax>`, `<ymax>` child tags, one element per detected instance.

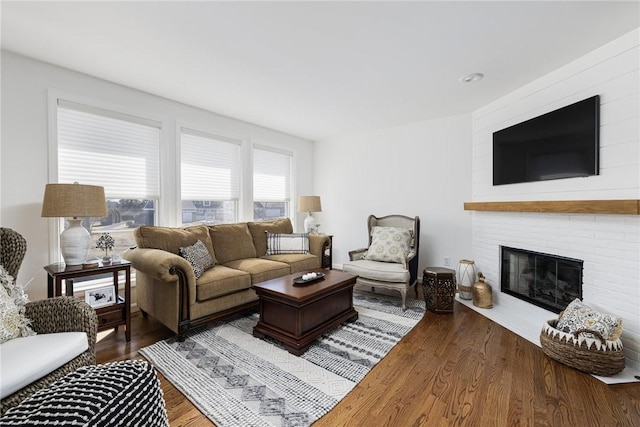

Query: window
<box><xmin>180</xmin><ymin>128</ymin><xmax>241</xmax><ymax>225</ymax></box>
<box><xmin>253</xmin><ymin>146</ymin><xmax>292</xmax><ymax>222</ymax></box>
<box><xmin>56</xmin><ymin>99</ymin><xmax>161</xmax><ymax>261</ymax></box>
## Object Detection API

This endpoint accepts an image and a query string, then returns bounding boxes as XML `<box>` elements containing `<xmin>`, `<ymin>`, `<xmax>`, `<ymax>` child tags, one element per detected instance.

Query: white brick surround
<box><xmin>470</xmin><ymin>29</ymin><xmax>640</xmax><ymax>373</ymax></box>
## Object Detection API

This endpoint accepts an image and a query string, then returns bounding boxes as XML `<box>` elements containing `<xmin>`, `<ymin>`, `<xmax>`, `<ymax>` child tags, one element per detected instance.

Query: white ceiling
<box><xmin>2</xmin><ymin>1</ymin><xmax>639</xmax><ymax>141</ymax></box>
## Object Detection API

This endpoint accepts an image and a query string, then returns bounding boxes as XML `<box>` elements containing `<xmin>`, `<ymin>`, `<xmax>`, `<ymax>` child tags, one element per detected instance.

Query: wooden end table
<box><xmin>44</xmin><ymin>260</ymin><xmax>131</xmax><ymax>342</ymax></box>
<box><xmin>252</xmin><ymin>269</ymin><xmax>358</xmax><ymax>355</ymax></box>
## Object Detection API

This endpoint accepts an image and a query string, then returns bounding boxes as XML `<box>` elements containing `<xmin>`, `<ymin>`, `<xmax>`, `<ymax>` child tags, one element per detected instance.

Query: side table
<box><xmin>44</xmin><ymin>261</ymin><xmax>131</xmax><ymax>341</ymax></box>
<box><xmin>422</xmin><ymin>267</ymin><xmax>456</xmax><ymax>313</ymax></box>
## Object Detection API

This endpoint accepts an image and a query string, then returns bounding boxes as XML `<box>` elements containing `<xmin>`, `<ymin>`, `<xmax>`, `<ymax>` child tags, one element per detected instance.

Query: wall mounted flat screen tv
<box><xmin>493</xmin><ymin>95</ymin><xmax>600</xmax><ymax>186</ymax></box>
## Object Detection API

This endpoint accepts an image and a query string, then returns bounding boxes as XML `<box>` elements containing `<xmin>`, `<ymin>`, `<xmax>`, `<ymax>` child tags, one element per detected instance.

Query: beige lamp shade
<box><xmin>41</xmin><ymin>183</ymin><xmax>107</xmax><ymax>218</ymax></box>
<box><xmin>297</xmin><ymin>196</ymin><xmax>322</xmax><ymax>213</ymax></box>
<box><xmin>41</xmin><ymin>182</ymin><xmax>107</xmax><ymax>266</ymax></box>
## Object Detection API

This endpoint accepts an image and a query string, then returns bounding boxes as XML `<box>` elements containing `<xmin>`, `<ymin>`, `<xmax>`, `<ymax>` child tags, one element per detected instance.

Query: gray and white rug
<box><xmin>140</xmin><ymin>290</ymin><xmax>425</xmax><ymax>427</ymax></box>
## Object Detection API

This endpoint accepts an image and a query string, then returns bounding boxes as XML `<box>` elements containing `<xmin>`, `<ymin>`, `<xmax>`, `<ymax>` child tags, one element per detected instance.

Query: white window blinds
<box><xmin>57</xmin><ymin>100</ymin><xmax>161</xmax><ymax>199</ymax></box>
<box><xmin>253</xmin><ymin>146</ymin><xmax>292</xmax><ymax>201</ymax></box>
<box><xmin>180</xmin><ymin>128</ymin><xmax>241</xmax><ymax>200</ymax></box>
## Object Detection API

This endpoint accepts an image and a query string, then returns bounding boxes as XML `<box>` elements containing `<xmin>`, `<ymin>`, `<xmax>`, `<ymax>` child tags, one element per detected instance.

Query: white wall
<box><xmin>1</xmin><ymin>51</ymin><xmax>315</xmax><ymax>301</ymax></box>
<box><xmin>314</xmin><ymin>113</ymin><xmax>473</xmax><ymax>275</ymax></box>
<box><xmin>470</xmin><ymin>29</ymin><xmax>640</xmax><ymax>372</ymax></box>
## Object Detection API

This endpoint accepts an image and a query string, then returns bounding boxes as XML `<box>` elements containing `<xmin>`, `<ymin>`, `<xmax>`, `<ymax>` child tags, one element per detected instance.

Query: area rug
<box><xmin>139</xmin><ymin>290</ymin><xmax>425</xmax><ymax>427</ymax></box>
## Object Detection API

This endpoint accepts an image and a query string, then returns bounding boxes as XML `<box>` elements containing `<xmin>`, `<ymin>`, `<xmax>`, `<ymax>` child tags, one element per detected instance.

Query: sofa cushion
<box><xmin>196</xmin><ymin>265</ymin><xmax>252</xmax><ymax>302</ymax></box>
<box><xmin>179</xmin><ymin>239</ymin><xmax>215</xmax><ymax>279</ymax></box>
<box><xmin>209</xmin><ymin>223</ymin><xmax>257</xmax><ymax>264</ymax></box>
<box><xmin>247</xmin><ymin>219</ymin><xmax>293</xmax><ymax>257</ymax></box>
<box><xmin>224</xmin><ymin>258</ymin><xmax>290</xmax><ymax>284</ymax></box>
<box><xmin>0</xmin><ymin>332</ymin><xmax>88</xmax><ymax>399</ymax></box>
<box><xmin>266</xmin><ymin>232</ymin><xmax>309</xmax><ymax>255</ymax></box>
<box><xmin>263</xmin><ymin>254</ymin><xmax>320</xmax><ymax>274</ymax></box>
<box><xmin>343</xmin><ymin>259</ymin><xmax>410</xmax><ymax>283</ymax></box>
<box><xmin>134</xmin><ymin>225</ymin><xmax>216</xmax><ymax>262</ymax></box>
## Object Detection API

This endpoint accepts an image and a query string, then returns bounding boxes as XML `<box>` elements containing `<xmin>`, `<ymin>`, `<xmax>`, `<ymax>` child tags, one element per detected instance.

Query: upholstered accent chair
<box><xmin>343</xmin><ymin>215</ymin><xmax>420</xmax><ymax>310</ymax></box>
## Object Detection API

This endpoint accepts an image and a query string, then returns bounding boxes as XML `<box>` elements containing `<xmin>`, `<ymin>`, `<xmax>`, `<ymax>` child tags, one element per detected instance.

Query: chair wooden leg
<box><xmin>399</xmin><ymin>289</ymin><xmax>407</xmax><ymax>311</ymax></box>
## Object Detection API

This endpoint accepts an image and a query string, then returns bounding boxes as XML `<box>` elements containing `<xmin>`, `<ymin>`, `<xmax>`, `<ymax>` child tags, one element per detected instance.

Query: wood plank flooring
<box><xmin>96</xmin><ymin>301</ymin><xmax>640</xmax><ymax>426</ymax></box>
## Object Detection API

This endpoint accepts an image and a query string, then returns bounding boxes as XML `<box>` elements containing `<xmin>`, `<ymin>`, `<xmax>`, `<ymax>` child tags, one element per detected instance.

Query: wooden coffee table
<box><xmin>252</xmin><ymin>269</ymin><xmax>358</xmax><ymax>355</ymax></box>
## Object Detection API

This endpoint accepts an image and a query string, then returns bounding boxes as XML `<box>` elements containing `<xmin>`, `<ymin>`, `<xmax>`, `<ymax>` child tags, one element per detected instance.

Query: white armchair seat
<box><xmin>343</xmin><ymin>259</ymin><xmax>410</xmax><ymax>283</ymax></box>
<box><xmin>0</xmin><ymin>332</ymin><xmax>88</xmax><ymax>399</ymax></box>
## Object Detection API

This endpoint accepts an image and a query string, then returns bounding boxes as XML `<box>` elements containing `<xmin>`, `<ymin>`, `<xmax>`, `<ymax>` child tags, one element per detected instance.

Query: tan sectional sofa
<box><xmin>123</xmin><ymin>218</ymin><xmax>330</xmax><ymax>338</ymax></box>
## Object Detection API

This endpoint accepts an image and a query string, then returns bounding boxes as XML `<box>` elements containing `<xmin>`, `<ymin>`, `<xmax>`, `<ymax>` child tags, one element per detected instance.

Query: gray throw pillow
<box><xmin>179</xmin><ymin>240</ymin><xmax>215</xmax><ymax>279</ymax></box>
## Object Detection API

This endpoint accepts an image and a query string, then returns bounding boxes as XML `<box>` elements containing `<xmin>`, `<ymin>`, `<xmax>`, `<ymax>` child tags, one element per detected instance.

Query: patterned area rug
<box><xmin>140</xmin><ymin>290</ymin><xmax>425</xmax><ymax>427</ymax></box>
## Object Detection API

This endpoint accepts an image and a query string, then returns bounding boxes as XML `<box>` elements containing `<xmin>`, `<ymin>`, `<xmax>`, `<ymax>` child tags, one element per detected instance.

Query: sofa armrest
<box><xmin>348</xmin><ymin>248</ymin><xmax>368</xmax><ymax>261</ymax></box>
<box><xmin>308</xmin><ymin>234</ymin><xmax>331</xmax><ymax>260</ymax></box>
<box><xmin>25</xmin><ymin>296</ymin><xmax>98</xmax><ymax>355</ymax></box>
<box><xmin>124</xmin><ymin>247</ymin><xmax>195</xmax><ymax>283</ymax></box>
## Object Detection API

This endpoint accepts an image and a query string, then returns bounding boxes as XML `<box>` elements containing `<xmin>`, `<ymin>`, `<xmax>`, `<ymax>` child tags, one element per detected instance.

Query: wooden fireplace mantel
<box><xmin>463</xmin><ymin>199</ymin><xmax>640</xmax><ymax>215</ymax></box>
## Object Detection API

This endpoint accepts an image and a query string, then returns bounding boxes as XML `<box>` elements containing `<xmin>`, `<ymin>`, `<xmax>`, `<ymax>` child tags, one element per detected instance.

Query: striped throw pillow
<box><xmin>266</xmin><ymin>233</ymin><xmax>310</xmax><ymax>255</ymax></box>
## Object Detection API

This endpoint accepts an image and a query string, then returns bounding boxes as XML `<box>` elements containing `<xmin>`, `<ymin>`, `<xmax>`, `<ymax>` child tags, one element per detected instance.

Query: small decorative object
<box><xmin>472</xmin><ymin>272</ymin><xmax>493</xmax><ymax>308</ymax></box>
<box><xmin>456</xmin><ymin>259</ymin><xmax>477</xmax><ymax>300</ymax></box>
<box><xmin>85</xmin><ymin>285</ymin><xmax>116</xmax><ymax>308</ymax></box>
<box><xmin>96</xmin><ymin>232</ymin><xmax>115</xmax><ymax>263</ymax></box>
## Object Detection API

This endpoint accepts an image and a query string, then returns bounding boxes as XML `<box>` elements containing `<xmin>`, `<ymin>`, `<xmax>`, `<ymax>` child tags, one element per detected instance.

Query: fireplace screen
<box><xmin>500</xmin><ymin>246</ymin><xmax>583</xmax><ymax>313</ymax></box>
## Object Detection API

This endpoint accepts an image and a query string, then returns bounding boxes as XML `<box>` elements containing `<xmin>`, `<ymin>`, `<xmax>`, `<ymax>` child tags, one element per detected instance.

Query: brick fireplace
<box><xmin>468</xmin><ymin>29</ymin><xmax>639</xmax><ymax>374</ymax></box>
<box><xmin>467</xmin><ymin>210</ymin><xmax>639</xmax><ymax>373</ymax></box>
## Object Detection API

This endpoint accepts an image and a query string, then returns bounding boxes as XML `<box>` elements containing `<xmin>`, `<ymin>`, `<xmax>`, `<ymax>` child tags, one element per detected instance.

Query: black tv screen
<box><xmin>493</xmin><ymin>95</ymin><xmax>600</xmax><ymax>186</ymax></box>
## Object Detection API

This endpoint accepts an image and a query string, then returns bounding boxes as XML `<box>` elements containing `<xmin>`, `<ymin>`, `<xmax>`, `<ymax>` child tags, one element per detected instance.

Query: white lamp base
<box><xmin>60</xmin><ymin>218</ymin><xmax>91</xmax><ymax>265</ymax></box>
<box><xmin>304</xmin><ymin>213</ymin><xmax>317</xmax><ymax>234</ymax></box>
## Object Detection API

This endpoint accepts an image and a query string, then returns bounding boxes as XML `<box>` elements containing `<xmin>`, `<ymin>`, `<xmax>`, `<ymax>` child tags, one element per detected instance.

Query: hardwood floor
<box><xmin>96</xmin><ymin>302</ymin><xmax>640</xmax><ymax>426</ymax></box>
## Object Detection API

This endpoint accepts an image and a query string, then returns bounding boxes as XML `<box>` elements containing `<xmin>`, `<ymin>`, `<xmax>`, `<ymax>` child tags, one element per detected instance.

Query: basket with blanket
<box><xmin>540</xmin><ymin>298</ymin><xmax>625</xmax><ymax>376</ymax></box>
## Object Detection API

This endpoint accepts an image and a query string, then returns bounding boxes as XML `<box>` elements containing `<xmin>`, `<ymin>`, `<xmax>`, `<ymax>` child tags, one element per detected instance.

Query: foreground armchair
<box><xmin>1</xmin><ymin>297</ymin><xmax>98</xmax><ymax>415</ymax></box>
<box><xmin>343</xmin><ymin>214</ymin><xmax>420</xmax><ymax>310</ymax></box>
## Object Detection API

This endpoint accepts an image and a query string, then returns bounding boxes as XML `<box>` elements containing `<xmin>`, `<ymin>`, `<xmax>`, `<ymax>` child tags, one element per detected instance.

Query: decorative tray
<box><xmin>293</xmin><ymin>273</ymin><xmax>325</xmax><ymax>285</ymax></box>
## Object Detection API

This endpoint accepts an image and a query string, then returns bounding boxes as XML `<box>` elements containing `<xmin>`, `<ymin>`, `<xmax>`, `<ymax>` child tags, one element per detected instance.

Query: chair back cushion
<box><xmin>364</xmin><ymin>227</ymin><xmax>412</xmax><ymax>263</ymax></box>
<box><xmin>367</xmin><ymin>215</ymin><xmax>419</xmax><ymax>250</ymax></box>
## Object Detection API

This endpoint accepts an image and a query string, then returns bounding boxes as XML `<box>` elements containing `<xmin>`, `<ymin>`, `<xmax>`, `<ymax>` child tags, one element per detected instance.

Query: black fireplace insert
<box><xmin>500</xmin><ymin>246</ymin><xmax>583</xmax><ymax>313</ymax></box>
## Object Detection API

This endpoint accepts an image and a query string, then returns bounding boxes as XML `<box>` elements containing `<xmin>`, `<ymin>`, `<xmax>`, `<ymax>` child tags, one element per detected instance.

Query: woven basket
<box><xmin>540</xmin><ymin>319</ymin><xmax>625</xmax><ymax>376</ymax></box>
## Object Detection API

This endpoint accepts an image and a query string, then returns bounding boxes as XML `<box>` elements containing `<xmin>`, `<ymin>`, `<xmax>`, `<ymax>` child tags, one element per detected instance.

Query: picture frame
<box><xmin>85</xmin><ymin>286</ymin><xmax>116</xmax><ymax>308</ymax></box>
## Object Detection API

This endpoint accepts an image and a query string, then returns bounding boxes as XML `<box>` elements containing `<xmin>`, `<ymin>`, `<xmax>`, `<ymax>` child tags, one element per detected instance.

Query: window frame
<box><xmin>47</xmin><ymin>91</ymin><xmax>166</xmax><ymax>289</ymax></box>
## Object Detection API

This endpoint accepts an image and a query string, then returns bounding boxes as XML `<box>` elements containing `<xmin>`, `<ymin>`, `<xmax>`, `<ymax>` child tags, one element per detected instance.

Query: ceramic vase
<box><xmin>456</xmin><ymin>259</ymin><xmax>477</xmax><ymax>300</ymax></box>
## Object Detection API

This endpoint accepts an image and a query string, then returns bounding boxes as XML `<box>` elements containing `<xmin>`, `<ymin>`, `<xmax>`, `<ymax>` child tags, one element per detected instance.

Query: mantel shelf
<box><xmin>463</xmin><ymin>200</ymin><xmax>640</xmax><ymax>215</ymax></box>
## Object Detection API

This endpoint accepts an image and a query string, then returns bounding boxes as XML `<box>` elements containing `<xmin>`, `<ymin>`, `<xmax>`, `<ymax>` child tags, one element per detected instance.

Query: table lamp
<box><xmin>297</xmin><ymin>195</ymin><xmax>321</xmax><ymax>234</ymax></box>
<box><xmin>41</xmin><ymin>182</ymin><xmax>107</xmax><ymax>265</ymax></box>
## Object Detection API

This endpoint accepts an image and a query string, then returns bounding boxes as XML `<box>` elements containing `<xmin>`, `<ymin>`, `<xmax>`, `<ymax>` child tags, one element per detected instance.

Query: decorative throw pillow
<box><xmin>179</xmin><ymin>240</ymin><xmax>215</xmax><ymax>279</ymax></box>
<box><xmin>556</xmin><ymin>298</ymin><xmax>623</xmax><ymax>341</ymax></box>
<box><xmin>364</xmin><ymin>226</ymin><xmax>412</xmax><ymax>264</ymax></box>
<box><xmin>0</xmin><ymin>265</ymin><xmax>35</xmax><ymax>343</ymax></box>
<box><xmin>266</xmin><ymin>233</ymin><xmax>310</xmax><ymax>255</ymax></box>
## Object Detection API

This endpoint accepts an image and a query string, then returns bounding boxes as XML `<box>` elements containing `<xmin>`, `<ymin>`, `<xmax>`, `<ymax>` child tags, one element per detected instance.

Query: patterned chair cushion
<box><xmin>0</xmin><ymin>360</ymin><xmax>168</xmax><ymax>426</ymax></box>
<box><xmin>556</xmin><ymin>298</ymin><xmax>623</xmax><ymax>341</ymax></box>
<box><xmin>364</xmin><ymin>227</ymin><xmax>412</xmax><ymax>264</ymax></box>
<box><xmin>179</xmin><ymin>239</ymin><xmax>215</xmax><ymax>279</ymax></box>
